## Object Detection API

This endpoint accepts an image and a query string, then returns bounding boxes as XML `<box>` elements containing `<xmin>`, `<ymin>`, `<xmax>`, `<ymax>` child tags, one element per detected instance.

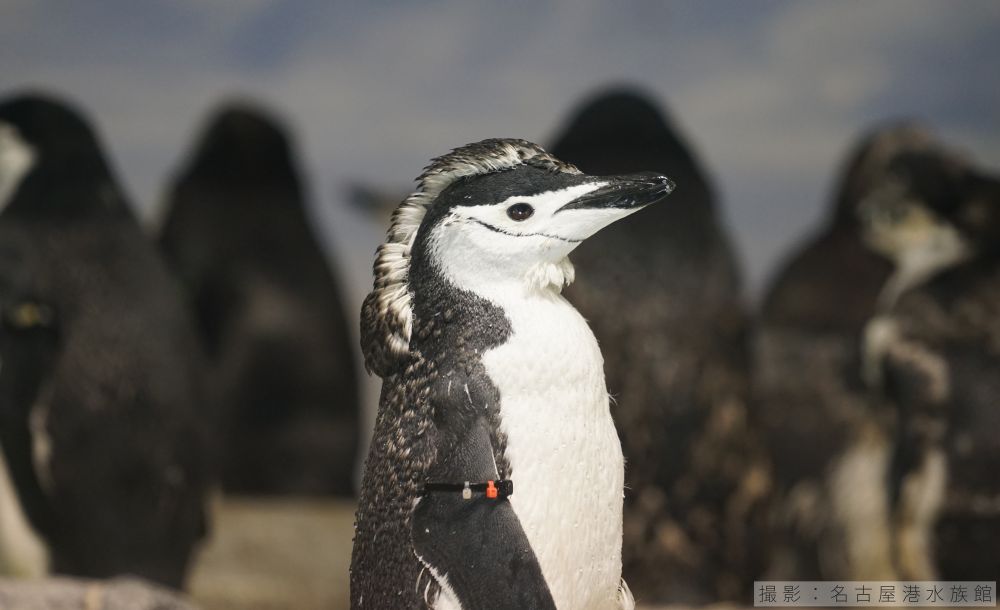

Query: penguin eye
<box><xmin>506</xmin><ymin>203</ymin><xmax>534</xmax><ymax>221</ymax></box>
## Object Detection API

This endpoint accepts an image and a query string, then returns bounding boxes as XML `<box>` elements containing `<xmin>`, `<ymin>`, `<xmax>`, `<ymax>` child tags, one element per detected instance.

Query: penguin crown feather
<box><xmin>361</xmin><ymin>138</ymin><xmax>580</xmax><ymax>375</ymax></box>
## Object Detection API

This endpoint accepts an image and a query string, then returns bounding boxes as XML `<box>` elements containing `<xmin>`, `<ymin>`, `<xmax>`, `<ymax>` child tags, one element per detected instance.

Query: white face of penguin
<box><xmin>857</xmin><ymin>173</ymin><xmax>973</xmax><ymax>272</ymax></box>
<box><xmin>0</xmin><ymin>122</ymin><xmax>36</xmax><ymax>214</ymax></box>
<box><xmin>429</xmin><ymin>172</ymin><xmax>673</xmax><ymax>291</ymax></box>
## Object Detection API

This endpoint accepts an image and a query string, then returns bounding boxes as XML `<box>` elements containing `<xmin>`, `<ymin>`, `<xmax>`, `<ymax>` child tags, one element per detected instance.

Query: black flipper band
<box><xmin>422</xmin><ymin>479</ymin><xmax>513</xmax><ymax>499</ymax></box>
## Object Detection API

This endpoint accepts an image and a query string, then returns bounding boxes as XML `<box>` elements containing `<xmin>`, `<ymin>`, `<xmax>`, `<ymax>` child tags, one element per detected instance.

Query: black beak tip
<box><xmin>657</xmin><ymin>174</ymin><xmax>676</xmax><ymax>196</ymax></box>
<box><xmin>633</xmin><ymin>171</ymin><xmax>674</xmax><ymax>193</ymax></box>
<box><xmin>638</xmin><ymin>172</ymin><xmax>675</xmax><ymax>203</ymax></box>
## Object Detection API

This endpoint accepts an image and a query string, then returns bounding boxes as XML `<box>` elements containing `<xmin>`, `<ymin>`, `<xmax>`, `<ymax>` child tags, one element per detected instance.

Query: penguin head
<box><xmin>418</xmin><ymin>160</ymin><xmax>673</xmax><ymax>287</ymax></box>
<box><xmin>177</xmin><ymin>102</ymin><xmax>297</xmax><ymax>189</ymax></box>
<box><xmin>831</xmin><ymin>122</ymin><xmax>937</xmax><ymax>227</ymax></box>
<box><xmin>856</xmin><ymin>147</ymin><xmax>1000</xmax><ymax>270</ymax></box>
<box><xmin>362</xmin><ymin>138</ymin><xmax>672</xmax><ymax>372</ymax></box>
<box><xmin>0</xmin><ymin>93</ymin><xmax>123</xmax><ymax>218</ymax></box>
<box><xmin>857</xmin><ymin>153</ymin><xmax>963</xmax><ymax>263</ymax></box>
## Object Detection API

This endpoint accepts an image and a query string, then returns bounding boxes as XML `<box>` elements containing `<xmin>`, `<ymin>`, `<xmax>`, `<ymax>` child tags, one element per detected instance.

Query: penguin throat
<box><xmin>426</xmin><ymin>221</ymin><xmax>576</xmax><ymax>297</ymax></box>
<box><xmin>435</xmin><ymin>252</ymin><xmax>575</xmax><ymax>297</ymax></box>
<box><xmin>525</xmin><ymin>258</ymin><xmax>575</xmax><ymax>294</ymax></box>
<box><xmin>877</xmin><ymin>225</ymin><xmax>971</xmax><ymax>309</ymax></box>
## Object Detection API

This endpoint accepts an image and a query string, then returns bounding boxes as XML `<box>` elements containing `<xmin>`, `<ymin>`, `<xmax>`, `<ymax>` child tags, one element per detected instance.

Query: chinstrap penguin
<box><xmin>0</xmin><ymin>93</ymin><xmax>211</xmax><ymax>587</ymax></box>
<box><xmin>857</xmin><ymin>146</ymin><xmax>1000</xmax><ymax>580</ymax></box>
<box><xmin>352</xmin><ymin>138</ymin><xmax>673</xmax><ymax>609</ymax></box>
<box><xmin>551</xmin><ymin>89</ymin><xmax>768</xmax><ymax>603</ymax></box>
<box><xmin>160</xmin><ymin>102</ymin><xmax>359</xmax><ymax>496</ymax></box>
<box><xmin>755</xmin><ymin>123</ymin><xmax>936</xmax><ymax>580</ymax></box>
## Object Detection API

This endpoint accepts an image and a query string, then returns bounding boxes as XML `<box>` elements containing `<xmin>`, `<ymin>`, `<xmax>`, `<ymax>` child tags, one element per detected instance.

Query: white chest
<box><xmin>0</xmin><ymin>441</ymin><xmax>49</xmax><ymax>577</ymax></box>
<box><xmin>481</xmin><ymin>291</ymin><xmax>625</xmax><ymax>610</ymax></box>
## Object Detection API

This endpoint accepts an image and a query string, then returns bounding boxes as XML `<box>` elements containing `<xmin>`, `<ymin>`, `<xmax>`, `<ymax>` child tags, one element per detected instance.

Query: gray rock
<box><xmin>0</xmin><ymin>577</ymin><xmax>196</xmax><ymax>610</ymax></box>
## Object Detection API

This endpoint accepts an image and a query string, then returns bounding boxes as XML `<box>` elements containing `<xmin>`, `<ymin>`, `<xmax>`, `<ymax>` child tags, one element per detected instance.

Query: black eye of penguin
<box><xmin>506</xmin><ymin>203</ymin><xmax>534</xmax><ymax>221</ymax></box>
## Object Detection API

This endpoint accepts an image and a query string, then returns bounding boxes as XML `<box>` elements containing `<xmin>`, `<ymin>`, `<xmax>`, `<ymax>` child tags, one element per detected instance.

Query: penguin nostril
<box><xmin>506</xmin><ymin>203</ymin><xmax>534</xmax><ymax>221</ymax></box>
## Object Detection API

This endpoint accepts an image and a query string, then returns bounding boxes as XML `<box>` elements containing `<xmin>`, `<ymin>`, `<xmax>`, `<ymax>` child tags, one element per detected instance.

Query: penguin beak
<box><xmin>557</xmin><ymin>172</ymin><xmax>675</xmax><ymax>213</ymax></box>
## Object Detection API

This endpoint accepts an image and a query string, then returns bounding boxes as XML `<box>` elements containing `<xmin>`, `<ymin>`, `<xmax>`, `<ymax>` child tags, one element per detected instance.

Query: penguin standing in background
<box><xmin>352</xmin><ymin>139</ymin><xmax>673</xmax><ymax>609</ymax></box>
<box><xmin>857</xmin><ymin>150</ymin><xmax>1000</xmax><ymax>580</ymax></box>
<box><xmin>159</xmin><ymin>103</ymin><xmax>359</xmax><ymax>495</ymax></box>
<box><xmin>550</xmin><ymin>89</ymin><xmax>767</xmax><ymax>603</ymax></box>
<box><xmin>0</xmin><ymin>93</ymin><xmax>210</xmax><ymax>588</ymax></box>
<box><xmin>755</xmin><ymin>124</ymin><xmax>937</xmax><ymax>580</ymax></box>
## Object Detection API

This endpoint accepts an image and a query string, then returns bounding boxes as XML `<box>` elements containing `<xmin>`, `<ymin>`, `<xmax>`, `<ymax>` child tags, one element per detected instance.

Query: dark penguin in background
<box><xmin>353</xmin><ymin>138</ymin><xmax>673</xmax><ymax>609</ymax></box>
<box><xmin>0</xmin><ymin>94</ymin><xmax>210</xmax><ymax>587</ymax></box>
<box><xmin>549</xmin><ymin>89</ymin><xmax>767</xmax><ymax>603</ymax></box>
<box><xmin>857</xmin><ymin>149</ymin><xmax>1000</xmax><ymax>580</ymax></box>
<box><xmin>159</xmin><ymin>103</ymin><xmax>359</xmax><ymax>495</ymax></box>
<box><xmin>755</xmin><ymin>124</ymin><xmax>936</xmax><ymax>580</ymax></box>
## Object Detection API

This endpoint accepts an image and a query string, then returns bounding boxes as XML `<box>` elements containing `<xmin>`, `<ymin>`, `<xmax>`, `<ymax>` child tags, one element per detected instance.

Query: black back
<box><xmin>160</xmin><ymin>103</ymin><xmax>359</xmax><ymax>495</ymax></box>
<box><xmin>551</xmin><ymin>88</ymin><xmax>766</xmax><ymax>604</ymax></box>
<box><xmin>0</xmin><ymin>93</ymin><xmax>210</xmax><ymax>587</ymax></box>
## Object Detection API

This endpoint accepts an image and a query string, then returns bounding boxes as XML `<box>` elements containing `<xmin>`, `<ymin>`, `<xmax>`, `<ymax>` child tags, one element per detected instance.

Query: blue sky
<box><xmin>3</xmin><ymin>0</ymin><xmax>999</xmax><ymax>306</ymax></box>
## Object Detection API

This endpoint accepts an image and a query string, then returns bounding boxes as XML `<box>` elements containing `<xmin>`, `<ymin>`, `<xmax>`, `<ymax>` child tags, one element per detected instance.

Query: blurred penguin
<box><xmin>160</xmin><ymin>102</ymin><xmax>359</xmax><ymax>496</ymax></box>
<box><xmin>550</xmin><ymin>88</ymin><xmax>768</xmax><ymax>604</ymax></box>
<box><xmin>0</xmin><ymin>232</ymin><xmax>57</xmax><ymax>578</ymax></box>
<box><xmin>0</xmin><ymin>93</ymin><xmax>210</xmax><ymax>587</ymax></box>
<box><xmin>755</xmin><ymin>123</ymin><xmax>938</xmax><ymax>580</ymax></box>
<box><xmin>858</xmin><ymin>149</ymin><xmax>1000</xmax><ymax>580</ymax></box>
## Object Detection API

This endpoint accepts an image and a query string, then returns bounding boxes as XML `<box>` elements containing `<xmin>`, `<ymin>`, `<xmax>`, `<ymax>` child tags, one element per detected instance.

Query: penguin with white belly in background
<box><xmin>0</xmin><ymin>93</ymin><xmax>210</xmax><ymax>588</ymax></box>
<box><xmin>755</xmin><ymin>123</ymin><xmax>947</xmax><ymax>581</ymax></box>
<box><xmin>857</xmin><ymin>148</ymin><xmax>1000</xmax><ymax>580</ymax></box>
<box><xmin>352</xmin><ymin>138</ymin><xmax>673</xmax><ymax>609</ymax></box>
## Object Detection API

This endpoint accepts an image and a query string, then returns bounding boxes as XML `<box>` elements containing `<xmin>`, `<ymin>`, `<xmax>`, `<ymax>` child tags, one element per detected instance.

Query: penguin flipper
<box><xmin>873</xmin><ymin>323</ymin><xmax>949</xmax><ymax>579</ymax></box>
<box><xmin>412</xmin><ymin>415</ymin><xmax>555</xmax><ymax>610</ymax></box>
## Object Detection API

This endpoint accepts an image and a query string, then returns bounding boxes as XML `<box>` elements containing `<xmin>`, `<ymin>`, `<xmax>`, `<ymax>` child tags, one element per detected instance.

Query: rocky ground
<box><xmin>188</xmin><ymin>497</ymin><xmax>751</xmax><ymax>610</ymax></box>
<box><xmin>0</xmin><ymin>498</ymin><xmax>752</xmax><ymax>609</ymax></box>
<box><xmin>0</xmin><ymin>577</ymin><xmax>194</xmax><ymax>609</ymax></box>
<box><xmin>189</xmin><ymin>497</ymin><xmax>354</xmax><ymax>610</ymax></box>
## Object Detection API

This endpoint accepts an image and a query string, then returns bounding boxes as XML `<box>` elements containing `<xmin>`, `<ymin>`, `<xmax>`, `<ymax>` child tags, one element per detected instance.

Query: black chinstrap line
<box><xmin>465</xmin><ymin>218</ymin><xmax>582</xmax><ymax>243</ymax></box>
